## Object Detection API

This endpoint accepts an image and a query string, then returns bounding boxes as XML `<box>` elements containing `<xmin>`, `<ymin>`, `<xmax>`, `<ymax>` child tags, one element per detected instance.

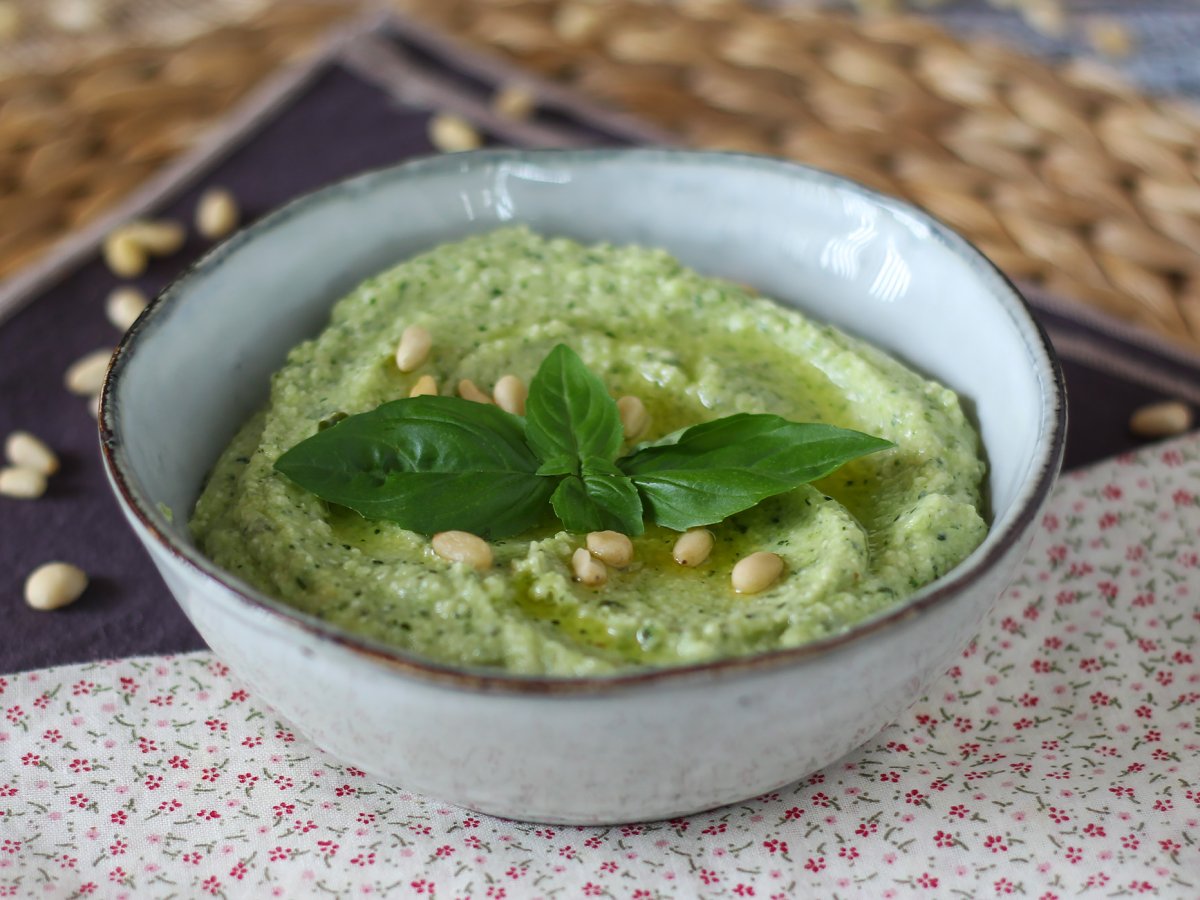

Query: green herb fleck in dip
<box><xmin>190</xmin><ymin>228</ymin><xmax>988</xmax><ymax>675</ymax></box>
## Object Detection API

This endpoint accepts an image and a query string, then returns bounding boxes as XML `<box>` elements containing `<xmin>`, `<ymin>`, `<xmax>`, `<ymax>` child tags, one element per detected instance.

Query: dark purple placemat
<box><xmin>2</xmin><ymin>16</ymin><xmax>1198</xmax><ymax>675</ymax></box>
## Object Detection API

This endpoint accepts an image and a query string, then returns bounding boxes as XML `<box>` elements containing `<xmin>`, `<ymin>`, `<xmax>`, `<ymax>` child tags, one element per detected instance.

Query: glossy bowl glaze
<box><xmin>101</xmin><ymin>149</ymin><xmax>1065</xmax><ymax>824</ymax></box>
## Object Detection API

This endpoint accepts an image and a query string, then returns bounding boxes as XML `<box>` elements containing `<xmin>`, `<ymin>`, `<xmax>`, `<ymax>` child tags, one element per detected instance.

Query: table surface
<box><xmin>2</xmin><ymin>18</ymin><xmax>1199</xmax><ymax>676</ymax></box>
<box><xmin>1</xmin><ymin>14</ymin><xmax>1199</xmax><ymax>900</ymax></box>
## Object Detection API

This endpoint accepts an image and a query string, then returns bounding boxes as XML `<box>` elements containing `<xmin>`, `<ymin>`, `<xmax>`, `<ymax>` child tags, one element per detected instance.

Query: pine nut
<box><xmin>431</xmin><ymin>531</ymin><xmax>492</xmax><ymax>572</ymax></box>
<box><xmin>0</xmin><ymin>466</ymin><xmax>47</xmax><ymax>499</ymax></box>
<box><xmin>618</xmin><ymin>395</ymin><xmax>650</xmax><ymax>441</ymax></box>
<box><xmin>1086</xmin><ymin>19</ymin><xmax>1134</xmax><ymax>58</ymax></box>
<box><xmin>24</xmin><ymin>562</ymin><xmax>88</xmax><ymax>611</ymax></box>
<box><xmin>119</xmin><ymin>219</ymin><xmax>186</xmax><ymax>256</ymax></box>
<box><xmin>587</xmin><ymin>530</ymin><xmax>634</xmax><ymax>568</ymax></box>
<box><xmin>458</xmin><ymin>379</ymin><xmax>493</xmax><ymax>404</ymax></box>
<box><xmin>394</xmin><ymin>325</ymin><xmax>432</xmax><ymax>372</ymax></box>
<box><xmin>195</xmin><ymin>187</ymin><xmax>239</xmax><ymax>239</ymax></box>
<box><xmin>105</xmin><ymin>286</ymin><xmax>148</xmax><ymax>331</ymax></box>
<box><xmin>493</xmin><ymin>374</ymin><xmax>527</xmax><ymax>415</ymax></box>
<box><xmin>1021</xmin><ymin>0</ymin><xmax>1065</xmax><ymax>37</ymax></box>
<box><xmin>673</xmin><ymin>528</ymin><xmax>714</xmax><ymax>567</ymax></box>
<box><xmin>493</xmin><ymin>84</ymin><xmax>536</xmax><ymax>120</ymax></box>
<box><xmin>1129</xmin><ymin>401</ymin><xmax>1193</xmax><ymax>438</ymax></box>
<box><xmin>429</xmin><ymin>113</ymin><xmax>482</xmax><ymax>153</ymax></box>
<box><xmin>572</xmin><ymin>547</ymin><xmax>607</xmax><ymax>586</ymax></box>
<box><xmin>409</xmin><ymin>374</ymin><xmax>438</xmax><ymax>398</ymax></box>
<box><xmin>731</xmin><ymin>551</ymin><xmax>784</xmax><ymax>594</ymax></box>
<box><xmin>103</xmin><ymin>233</ymin><xmax>146</xmax><ymax>277</ymax></box>
<box><xmin>64</xmin><ymin>348</ymin><xmax>112</xmax><ymax>396</ymax></box>
<box><xmin>5</xmin><ymin>431</ymin><xmax>59</xmax><ymax>475</ymax></box>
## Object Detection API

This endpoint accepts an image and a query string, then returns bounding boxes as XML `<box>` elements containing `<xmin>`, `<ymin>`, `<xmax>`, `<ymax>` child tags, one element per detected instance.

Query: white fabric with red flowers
<box><xmin>2</xmin><ymin>434</ymin><xmax>1199</xmax><ymax>899</ymax></box>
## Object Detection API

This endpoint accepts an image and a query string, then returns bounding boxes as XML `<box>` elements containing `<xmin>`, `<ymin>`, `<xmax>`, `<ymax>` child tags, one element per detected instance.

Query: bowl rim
<box><xmin>99</xmin><ymin>147</ymin><xmax>1067</xmax><ymax>695</ymax></box>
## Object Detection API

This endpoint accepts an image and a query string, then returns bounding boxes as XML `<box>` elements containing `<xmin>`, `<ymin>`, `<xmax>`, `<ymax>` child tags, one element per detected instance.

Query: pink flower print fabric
<box><xmin>1</xmin><ymin>433</ymin><xmax>1199</xmax><ymax>898</ymax></box>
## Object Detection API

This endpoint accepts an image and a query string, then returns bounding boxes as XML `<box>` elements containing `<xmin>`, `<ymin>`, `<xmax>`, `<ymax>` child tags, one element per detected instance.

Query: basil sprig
<box><xmin>526</xmin><ymin>345</ymin><xmax>644</xmax><ymax>535</ymax></box>
<box><xmin>274</xmin><ymin>344</ymin><xmax>893</xmax><ymax>539</ymax></box>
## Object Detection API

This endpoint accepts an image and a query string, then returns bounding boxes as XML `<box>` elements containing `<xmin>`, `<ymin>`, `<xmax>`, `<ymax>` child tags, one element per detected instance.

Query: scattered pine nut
<box><xmin>119</xmin><ymin>219</ymin><xmax>186</xmax><ymax>256</ymax></box>
<box><xmin>458</xmin><ymin>379</ymin><xmax>493</xmax><ymax>404</ymax></box>
<box><xmin>0</xmin><ymin>466</ymin><xmax>47</xmax><ymax>499</ymax></box>
<box><xmin>103</xmin><ymin>233</ymin><xmax>146</xmax><ymax>277</ymax></box>
<box><xmin>195</xmin><ymin>187</ymin><xmax>240</xmax><ymax>239</ymax></box>
<box><xmin>493</xmin><ymin>84</ymin><xmax>536</xmax><ymax>120</ymax></box>
<box><xmin>493</xmin><ymin>374</ymin><xmax>528</xmax><ymax>415</ymax></box>
<box><xmin>105</xmin><ymin>286</ymin><xmax>148</xmax><ymax>331</ymax></box>
<box><xmin>64</xmin><ymin>348</ymin><xmax>112</xmax><ymax>396</ymax></box>
<box><xmin>5</xmin><ymin>431</ymin><xmax>58</xmax><ymax>475</ymax></box>
<box><xmin>572</xmin><ymin>546</ymin><xmax>607</xmax><ymax>586</ymax></box>
<box><xmin>617</xmin><ymin>395</ymin><xmax>650</xmax><ymax>441</ymax></box>
<box><xmin>587</xmin><ymin>530</ymin><xmax>634</xmax><ymax>568</ymax></box>
<box><xmin>1086</xmin><ymin>18</ymin><xmax>1134</xmax><ymax>58</ymax></box>
<box><xmin>429</xmin><ymin>113</ymin><xmax>482</xmax><ymax>153</ymax></box>
<box><xmin>1129</xmin><ymin>401</ymin><xmax>1192</xmax><ymax>438</ymax></box>
<box><xmin>673</xmin><ymin>528</ymin><xmax>714</xmax><ymax>567</ymax></box>
<box><xmin>731</xmin><ymin>551</ymin><xmax>784</xmax><ymax>594</ymax></box>
<box><xmin>395</xmin><ymin>324</ymin><xmax>432</xmax><ymax>372</ymax></box>
<box><xmin>409</xmin><ymin>374</ymin><xmax>438</xmax><ymax>398</ymax></box>
<box><xmin>431</xmin><ymin>531</ymin><xmax>492</xmax><ymax>571</ymax></box>
<box><xmin>24</xmin><ymin>562</ymin><xmax>88</xmax><ymax>611</ymax></box>
<box><xmin>1021</xmin><ymin>0</ymin><xmax>1066</xmax><ymax>37</ymax></box>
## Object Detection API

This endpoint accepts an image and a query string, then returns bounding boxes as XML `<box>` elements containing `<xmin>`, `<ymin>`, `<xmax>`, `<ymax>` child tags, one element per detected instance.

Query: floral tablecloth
<box><xmin>2</xmin><ymin>433</ymin><xmax>1199</xmax><ymax>899</ymax></box>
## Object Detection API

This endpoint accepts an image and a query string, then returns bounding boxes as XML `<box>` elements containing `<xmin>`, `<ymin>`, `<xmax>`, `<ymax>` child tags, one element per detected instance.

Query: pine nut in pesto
<box><xmin>587</xmin><ymin>531</ymin><xmax>634</xmax><ymax>568</ymax></box>
<box><xmin>395</xmin><ymin>324</ymin><xmax>432</xmax><ymax>372</ymax></box>
<box><xmin>493</xmin><ymin>374</ymin><xmax>528</xmax><ymax>415</ymax></box>
<box><xmin>572</xmin><ymin>547</ymin><xmax>608</xmax><ymax>586</ymax></box>
<box><xmin>732</xmin><ymin>551</ymin><xmax>785</xmax><ymax>594</ymax></box>
<box><xmin>409</xmin><ymin>374</ymin><xmax>438</xmax><ymax>398</ymax></box>
<box><xmin>617</xmin><ymin>395</ymin><xmax>650</xmax><ymax>441</ymax></box>
<box><xmin>673</xmin><ymin>528</ymin><xmax>714</xmax><ymax>567</ymax></box>
<box><xmin>189</xmin><ymin>228</ymin><xmax>988</xmax><ymax>676</ymax></box>
<box><xmin>457</xmin><ymin>378</ymin><xmax>493</xmax><ymax>404</ymax></box>
<box><xmin>431</xmin><ymin>531</ymin><xmax>492</xmax><ymax>572</ymax></box>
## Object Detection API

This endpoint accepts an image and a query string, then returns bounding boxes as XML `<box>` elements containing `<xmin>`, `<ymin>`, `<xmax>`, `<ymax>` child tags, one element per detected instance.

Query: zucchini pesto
<box><xmin>190</xmin><ymin>228</ymin><xmax>988</xmax><ymax>675</ymax></box>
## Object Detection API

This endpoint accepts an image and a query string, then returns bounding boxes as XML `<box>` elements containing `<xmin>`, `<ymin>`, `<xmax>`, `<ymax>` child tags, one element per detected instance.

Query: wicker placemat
<box><xmin>3</xmin><ymin>0</ymin><xmax>1200</xmax><ymax>349</ymax></box>
<box><xmin>0</xmin><ymin>1</ymin><xmax>354</xmax><ymax>281</ymax></box>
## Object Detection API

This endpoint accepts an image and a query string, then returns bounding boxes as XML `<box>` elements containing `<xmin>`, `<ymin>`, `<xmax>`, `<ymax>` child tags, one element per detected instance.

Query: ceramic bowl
<box><xmin>101</xmin><ymin>149</ymin><xmax>1065</xmax><ymax>824</ymax></box>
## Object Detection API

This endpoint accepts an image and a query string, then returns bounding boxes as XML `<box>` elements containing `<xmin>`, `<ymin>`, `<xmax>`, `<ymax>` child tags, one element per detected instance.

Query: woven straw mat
<box><xmin>5</xmin><ymin>0</ymin><xmax>1200</xmax><ymax>350</ymax></box>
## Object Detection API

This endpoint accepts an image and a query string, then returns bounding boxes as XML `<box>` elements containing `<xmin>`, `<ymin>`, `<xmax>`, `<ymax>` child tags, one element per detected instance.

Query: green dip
<box><xmin>190</xmin><ymin>228</ymin><xmax>987</xmax><ymax>675</ymax></box>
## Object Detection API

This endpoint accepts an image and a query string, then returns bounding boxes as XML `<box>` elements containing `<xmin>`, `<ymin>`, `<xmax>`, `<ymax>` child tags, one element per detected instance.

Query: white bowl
<box><xmin>101</xmin><ymin>149</ymin><xmax>1065</xmax><ymax>824</ymax></box>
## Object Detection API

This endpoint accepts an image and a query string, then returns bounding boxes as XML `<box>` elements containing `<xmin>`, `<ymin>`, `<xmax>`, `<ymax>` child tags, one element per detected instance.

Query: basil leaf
<box><xmin>525</xmin><ymin>344</ymin><xmax>622</xmax><ymax>472</ymax></box>
<box><xmin>583</xmin><ymin>472</ymin><xmax>644</xmax><ymax>536</ymax></box>
<box><xmin>535</xmin><ymin>456</ymin><xmax>577</xmax><ymax>477</ymax></box>
<box><xmin>621</xmin><ymin>414</ymin><xmax>893</xmax><ymax>530</ymax></box>
<box><xmin>274</xmin><ymin>396</ymin><xmax>555</xmax><ymax>539</ymax></box>
<box><xmin>550</xmin><ymin>471</ymin><xmax>645</xmax><ymax>536</ymax></box>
